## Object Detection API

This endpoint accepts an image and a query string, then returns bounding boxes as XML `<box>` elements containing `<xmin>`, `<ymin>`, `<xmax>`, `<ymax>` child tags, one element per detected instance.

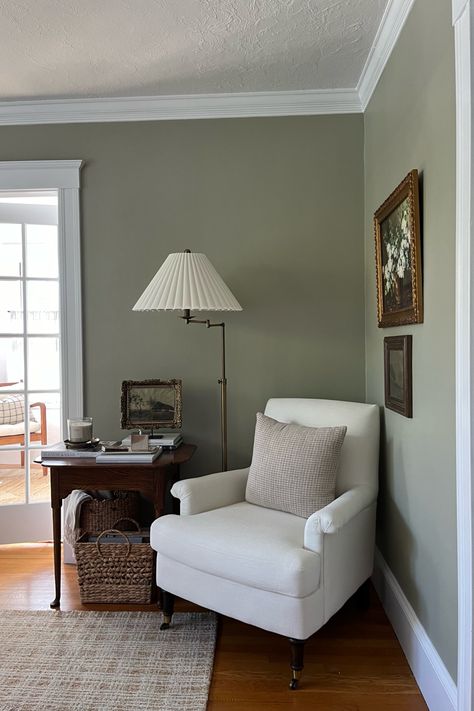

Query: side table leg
<box><xmin>50</xmin><ymin>503</ymin><xmax>62</xmax><ymax>609</ymax></box>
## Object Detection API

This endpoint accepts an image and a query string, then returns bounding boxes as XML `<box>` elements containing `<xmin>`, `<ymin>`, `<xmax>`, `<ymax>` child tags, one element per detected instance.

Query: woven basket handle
<box><xmin>112</xmin><ymin>517</ymin><xmax>141</xmax><ymax>532</ymax></box>
<box><xmin>96</xmin><ymin>529</ymin><xmax>131</xmax><ymax>560</ymax></box>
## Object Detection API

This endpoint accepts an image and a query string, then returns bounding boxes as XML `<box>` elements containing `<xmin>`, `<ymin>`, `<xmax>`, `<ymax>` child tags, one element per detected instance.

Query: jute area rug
<box><xmin>0</xmin><ymin>610</ymin><xmax>217</xmax><ymax>711</ymax></box>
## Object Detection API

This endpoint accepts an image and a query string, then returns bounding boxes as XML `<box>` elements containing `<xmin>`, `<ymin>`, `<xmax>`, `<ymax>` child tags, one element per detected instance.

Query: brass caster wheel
<box><xmin>160</xmin><ymin>614</ymin><xmax>172</xmax><ymax>630</ymax></box>
<box><xmin>289</xmin><ymin>678</ymin><xmax>299</xmax><ymax>690</ymax></box>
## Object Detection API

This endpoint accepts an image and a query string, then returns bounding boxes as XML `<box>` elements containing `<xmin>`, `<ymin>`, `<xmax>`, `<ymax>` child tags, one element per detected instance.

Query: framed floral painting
<box><xmin>374</xmin><ymin>169</ymin><xmax>423</xmax><ymax>327</ymax></box>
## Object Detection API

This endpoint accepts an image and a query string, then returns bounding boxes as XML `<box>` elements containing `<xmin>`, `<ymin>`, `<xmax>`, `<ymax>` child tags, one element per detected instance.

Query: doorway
<box><xmin>0</xmin><ymin>161</ymin><xmax>83</xmax><ymax>543</ymax></box>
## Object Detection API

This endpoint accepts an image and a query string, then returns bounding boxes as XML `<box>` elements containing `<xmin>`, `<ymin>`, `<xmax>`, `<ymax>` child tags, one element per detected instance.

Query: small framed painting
<box><xmin>374</xmin><ymin>169</ymin><xmax>423</xmax><ymax>327</ymax></box>
<box><xmin>384</xmin><ymin>336</ymin><xmax>412</xmax><ymax>418</ymax></box>
<box><xmin>121</xmin><ymin>379</ymin><xmax>182</xmax><ymax>430</ymax></box>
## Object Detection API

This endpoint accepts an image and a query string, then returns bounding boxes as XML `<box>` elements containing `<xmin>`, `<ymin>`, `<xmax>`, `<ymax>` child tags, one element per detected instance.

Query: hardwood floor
<box><xmin>0</xmin><ymin>543</ymin><xmax>427</xmax><ymax>710</ymax></box>
<box><xmin>0</xmin><ymin>465</ymin><xmax>49</xmax><ymax>505</ymax></box>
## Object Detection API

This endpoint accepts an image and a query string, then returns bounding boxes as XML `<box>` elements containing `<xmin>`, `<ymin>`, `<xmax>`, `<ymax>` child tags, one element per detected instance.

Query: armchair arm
<box><xmin>304</xmin><ymin>485</ymin><xmax>376</xmax><ymax>552</ymax></box>
<box><xmin>30</xmin><ymin>402</ymin><xmax>47</xmax><ymax>442</ymax></box>
<box><xmin>171</xmin><ymin>467</ymin><xmax>250</xmax><ymax>515</ymax></box>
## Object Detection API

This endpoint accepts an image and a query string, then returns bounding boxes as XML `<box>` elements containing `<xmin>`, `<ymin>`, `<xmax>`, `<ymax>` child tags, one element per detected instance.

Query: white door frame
<box><xmin>0</xmin><ymin>160</ymin><xmax>84</xmax><ymax>543</ymax></box>
<box><xmin>453</xmin><ymin>1</ymin><xmax>473</xmax><ymax>709</ymax></box>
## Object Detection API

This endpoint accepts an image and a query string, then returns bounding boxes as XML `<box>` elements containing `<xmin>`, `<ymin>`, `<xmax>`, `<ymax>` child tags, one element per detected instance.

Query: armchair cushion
<box><xmin>0</xmin><ymin>421</ymin><xmax>41</xmax><ymax>436</ymax></box>
<box><xmin>245</xmin><ymin>413</ymin><xmax>347</xmax><ymax>518</ymax></box>
<box><xmin>0</xmin><ymin>394</ymin><xmax>25</xmax><ymax>425</ymax></box>
<box><xmin>151</xmin><ymin>501</ymin><xmax>320</xmax><ymax>597</ymax></box>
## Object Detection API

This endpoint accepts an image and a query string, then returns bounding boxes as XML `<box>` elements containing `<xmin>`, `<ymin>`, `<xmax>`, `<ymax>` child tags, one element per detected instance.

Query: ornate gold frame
<box><xmin>120</xmin><ymin>379</ymin><xmax>182</xmax><ymax>430</ymax></box>
<box><xmin>374</xmin><ymin>169</ymin><xmax>423</xmax><ymax>327</ymax></box>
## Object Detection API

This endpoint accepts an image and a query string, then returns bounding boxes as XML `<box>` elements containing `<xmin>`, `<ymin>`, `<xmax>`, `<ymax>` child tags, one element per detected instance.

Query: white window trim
<box><xmin>0</xmin><ymin>159</ymin><xmax>84</xmax><ymax>432</ymax></box>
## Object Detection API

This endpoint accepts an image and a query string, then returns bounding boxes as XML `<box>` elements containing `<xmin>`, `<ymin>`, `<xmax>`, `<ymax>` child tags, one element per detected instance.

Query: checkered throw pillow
<box><xmin>0</xmin><ymin>395</ymin><xmax>25</xmax><ymax>425</ymax></box>
<box><xmin>245</xmin><ymin>413</ymin><xmax>347</xmax><ymax>518</ymax></box>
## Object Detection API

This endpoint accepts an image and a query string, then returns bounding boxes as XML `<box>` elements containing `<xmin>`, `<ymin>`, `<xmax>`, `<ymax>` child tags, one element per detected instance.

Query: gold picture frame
<box><xmin>121</xmin><ymin>379</ymin><xmax>182</xmax><ymax>430</ymax></box>
<box><xmin>374</xmin><ymin>169</ymin><xmax>423</xmax><ymax>327</ymax></box>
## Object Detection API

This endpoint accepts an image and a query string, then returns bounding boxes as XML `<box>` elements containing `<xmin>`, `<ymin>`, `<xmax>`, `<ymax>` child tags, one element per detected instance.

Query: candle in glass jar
<box><xmin>67</xmin><ymin>417</ymin><xmax>93</xmax><ymax>443</ymax></box>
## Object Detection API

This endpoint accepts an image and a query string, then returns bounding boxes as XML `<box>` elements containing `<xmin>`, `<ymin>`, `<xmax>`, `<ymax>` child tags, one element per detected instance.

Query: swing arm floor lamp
<box><xmin>133</xmin><ymin>249</ymin><xmax>242</xmax><ymax>471</ymax></box>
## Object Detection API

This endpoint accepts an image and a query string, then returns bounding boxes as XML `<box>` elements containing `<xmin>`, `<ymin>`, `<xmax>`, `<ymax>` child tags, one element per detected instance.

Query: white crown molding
<box><xmin>453</xmin><ymin>0</ymin><xmax>469</xmax><ymax>24</ymax></box>
<box><xmin>0</xmin><ymin>89</ymin><xmax>362</xmax><ymax>126</ymax></box>
<box><xmin>357</xmin><ymin>0</ymin><xmax>416</xmax><ymax>111</ymax></box>
<box><xmin>372</xmin><ymin>549</ymin><xmax>457</xmax><ymax>711</ymax></box>
<box><xmin>0</xmin><ymin>1</ymin><xmax>418</xmax><ymax>126</ymax></box>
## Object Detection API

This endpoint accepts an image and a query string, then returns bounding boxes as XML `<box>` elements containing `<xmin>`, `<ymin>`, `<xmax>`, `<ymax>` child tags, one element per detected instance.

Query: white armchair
<box><xmin>150</xmin><ymin>398</ymin><xmax>380</xmax><ymax>688</ymax></box>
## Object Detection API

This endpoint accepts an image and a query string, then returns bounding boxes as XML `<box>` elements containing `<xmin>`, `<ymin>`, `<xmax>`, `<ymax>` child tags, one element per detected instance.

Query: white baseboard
<box><xmin>372</xmin><ymin>548</ymin><xmax>457</xmax><ymax>711</ymax></box>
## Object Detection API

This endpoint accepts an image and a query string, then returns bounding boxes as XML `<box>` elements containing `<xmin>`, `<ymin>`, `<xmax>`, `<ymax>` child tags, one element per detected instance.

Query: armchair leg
<box><xmin>160</xmin><ymin>591</ymin><xmax>175</xmax><ymax>630</ymax></box>
<box><xmin>288</xmin><ymin>638</ymin><xmax>305</xmax><ymax>690</ymax></box>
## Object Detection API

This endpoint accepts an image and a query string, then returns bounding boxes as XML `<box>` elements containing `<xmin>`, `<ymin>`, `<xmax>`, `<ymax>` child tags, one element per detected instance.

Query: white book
<box><xmin>95</xmin><ymin>448</ymin><xmax>162</xmax><ymax>464</ymax></box>
<box><xmin>122</xmin><ymin>433</ymin><xmax>183</xmax><ymax>449</ymax></box>
<box><xmin>41</xmin><ymin>442</ymin><xmax>100</xmax><ymax>459</ymax></box>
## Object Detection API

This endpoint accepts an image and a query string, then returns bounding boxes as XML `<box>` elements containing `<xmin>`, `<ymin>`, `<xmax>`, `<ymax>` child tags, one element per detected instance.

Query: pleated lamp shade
<box><xmin>133</xmin><ymin>252</ymin><xmax>242</xmax><ymax>312</ymax></box>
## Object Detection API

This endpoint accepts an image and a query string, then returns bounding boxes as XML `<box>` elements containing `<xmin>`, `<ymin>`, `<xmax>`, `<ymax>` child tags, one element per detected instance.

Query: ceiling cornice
<box><xmin>0</xmin><ymin>1</ymin><xmax>419</xmax><ymax>126</ymax></box>
<box><xmin>357</xmin><ymin>0</ymin><xmax>416</xmax><ymax>111</ymax></box>
<box><xmin>0</xmin><ymin>88</ymin><xmax>362</xmax><ymax>126</ymax></box>
<box><xmin>452</xmin><ymin>0</ymin><xmax>469</xmax><ymax>24</ymax></box>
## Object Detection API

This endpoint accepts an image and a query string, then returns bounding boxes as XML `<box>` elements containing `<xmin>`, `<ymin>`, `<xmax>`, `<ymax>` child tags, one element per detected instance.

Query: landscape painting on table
<box><xmin>374</xmin><ymin>169</ymin><xmax>423</xmax><ymax>328</ymax></box>
<box><xmin>121</xmin><ymin>379</ymin><xmax>182</xmax><ymax>430</ymax></box>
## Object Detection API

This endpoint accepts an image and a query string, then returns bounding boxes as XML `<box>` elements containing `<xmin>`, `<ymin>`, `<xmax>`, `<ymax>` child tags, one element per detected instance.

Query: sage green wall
<box><xmin>0</xmin><ymin>115</ymin><xmax>365</xmax><ymax>474</ymax></box>
<box><xmin>364</xmin><ymin>0</ymin><xmax>457</xmax><ymax>679</ymax></box>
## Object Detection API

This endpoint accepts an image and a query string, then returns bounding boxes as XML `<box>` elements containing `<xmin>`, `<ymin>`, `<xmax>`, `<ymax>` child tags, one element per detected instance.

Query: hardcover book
<box><xmin>41</xmin><ymin>442</ymin><xmax>101</xmax><ymax>459</ymax></box>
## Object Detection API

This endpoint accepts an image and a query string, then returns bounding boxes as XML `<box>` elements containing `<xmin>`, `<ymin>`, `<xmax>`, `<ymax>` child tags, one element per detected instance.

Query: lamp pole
<box><xmin>181</xmin><ymin>308</ymin><xmax>228</xmax><ymax>471</ymax></box>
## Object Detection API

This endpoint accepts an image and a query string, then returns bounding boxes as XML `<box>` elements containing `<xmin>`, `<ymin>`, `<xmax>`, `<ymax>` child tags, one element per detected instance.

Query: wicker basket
<box><xmin>75</xmin><ymin>518</ymin><xmax>154</xmax><ymax>604</ymax></box>
<box><xmin>79</xmin><ymin>492</ymin><xmax>140</xmax><ymax>534</ymax></box>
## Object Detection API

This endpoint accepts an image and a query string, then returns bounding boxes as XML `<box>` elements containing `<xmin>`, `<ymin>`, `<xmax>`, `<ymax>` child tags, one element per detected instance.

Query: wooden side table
<box><xmin>40</xmin><ymin>444</ymin><xmax>196</xmax><ymax>609</ymax></box>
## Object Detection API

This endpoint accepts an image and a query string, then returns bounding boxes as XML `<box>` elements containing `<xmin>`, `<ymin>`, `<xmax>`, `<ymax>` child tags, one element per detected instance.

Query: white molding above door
<box><xmin>0</xmin><ymin>161</ymin><xmax>82</xmax><ymax>189</ymax></box>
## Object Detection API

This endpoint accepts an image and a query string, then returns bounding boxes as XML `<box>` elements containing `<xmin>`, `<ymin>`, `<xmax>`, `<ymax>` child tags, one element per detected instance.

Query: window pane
<box><xmin>29</xmin><ymin>448</ymin><xmax>49</xmax><ymax>504</ymax></box>
<box><xmin>0</xmin><ymin>337</ymin><xmax>24</xmax><ymax>386</ymax></box>
<box><xmin>0</xmin><ymin>281</ymin><xmax>23</xmax><ymax>334</ymax></box>
<box><xmin>0</xmin><ymin>450</ymin><xmax>25</xmax><ymax>505</ymax></box>
<box><xmin>27</xmin><ymin>282</ymin><xmax>60</xmax><ymax>335</ymax></box>
<box><xmin>27</xmin><ymin>337</ymin><xmax>60</xmax><ymax>390</ymax></box>
<box><xmin>28</xmin><ymin>392</ymin><xmax>61</xmax><ymax>446</ymax></box>
<box><xmin>26</xmin><ymin>224</ymin><xmax>58</xmax><ymax>278</ymax></box>
<box><xmin>0</xmin><ymin>224</ymin><xmax>22</xmax><ymax>277</ymax></box>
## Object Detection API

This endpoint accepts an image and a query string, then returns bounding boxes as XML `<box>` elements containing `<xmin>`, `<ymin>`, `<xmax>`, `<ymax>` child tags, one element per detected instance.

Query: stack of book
<box><xmin>41</xmin><ymin>441</ymin><xmax>163</xmax><ymax>463</ymax></box>
<box><xmin>41</xmin><ymin>442</ymin><xmax>101</xmax><ymax>459</ymax></box>
<box><xmin>95</xmin><ymin>446</ymin><xmax>162</xmax><ymax>464</ymax></box>
<box><xmin>121</xmin><ymin>432</ymin><xmax>183</xmax><ymax>450</ymax></box>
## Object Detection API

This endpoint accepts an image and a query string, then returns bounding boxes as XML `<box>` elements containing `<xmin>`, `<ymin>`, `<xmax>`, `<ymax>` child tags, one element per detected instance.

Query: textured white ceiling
<box><xmin>0</xmin><ymin>0</ymin><xmax>389</xmax><ymax>101</ymax></box>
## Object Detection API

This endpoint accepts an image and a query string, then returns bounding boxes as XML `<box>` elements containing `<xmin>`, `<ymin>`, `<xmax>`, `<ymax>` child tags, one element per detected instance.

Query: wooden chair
<box><xmin>0</xmin><ymin>384</ymin><xmax>48</xmax><ymax>467</ymax></box>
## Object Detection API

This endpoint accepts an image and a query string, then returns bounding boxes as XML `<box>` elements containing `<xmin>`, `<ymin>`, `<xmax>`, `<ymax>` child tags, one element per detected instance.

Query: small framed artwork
<box><xmin>374</xmin><ymin>169</ymin><xmax>423</xmax><ymax>327</ymax></box>
<box><xmin>384</xmin><ymin>336</ymin><xmax>412</xmax><ymax>418</ymax></box>
<box><xmin>121</xmin><ymin>379</ymin><xmax>182</xmax><ymax>430</ymax></box>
